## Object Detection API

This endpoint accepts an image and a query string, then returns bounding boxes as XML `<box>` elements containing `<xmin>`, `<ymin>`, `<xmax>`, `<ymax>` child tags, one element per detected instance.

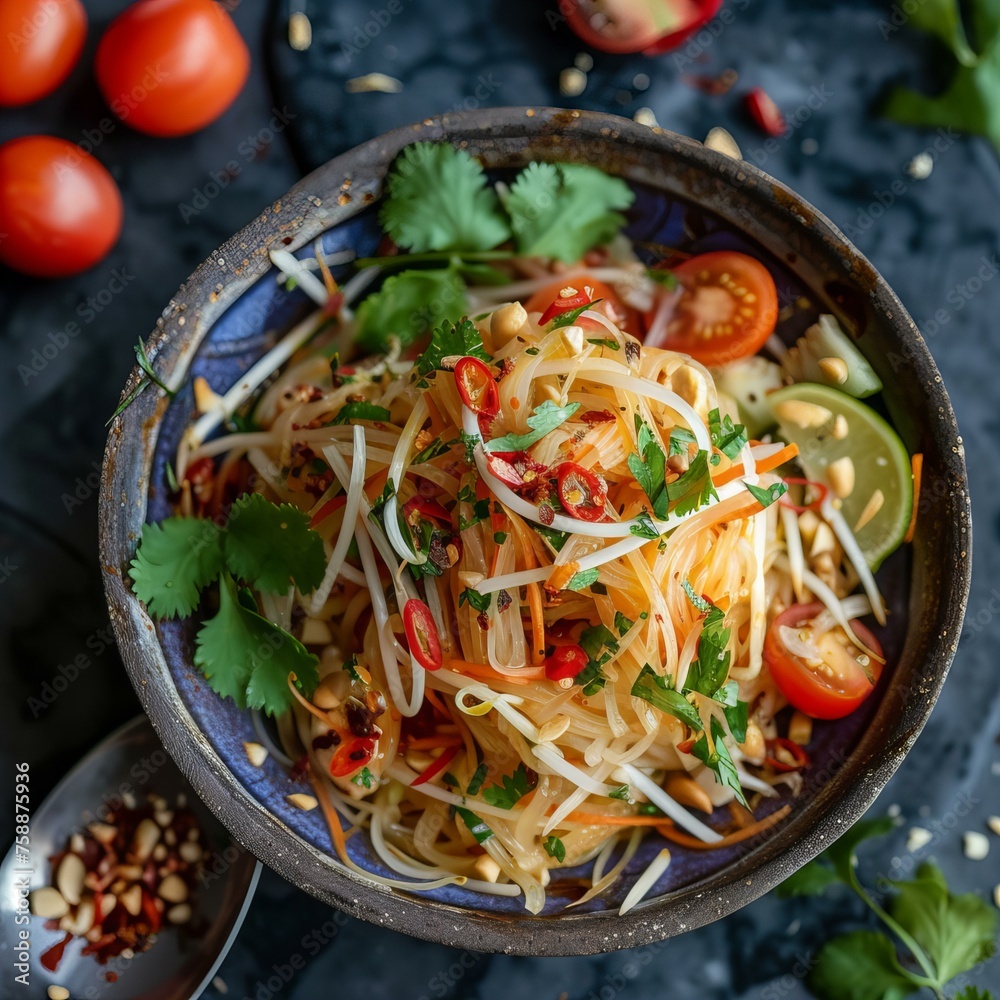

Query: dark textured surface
<box><xmin>1</xmin><ymin>0</ymin><xmax>998</xmax><ymax>996</ymax></box>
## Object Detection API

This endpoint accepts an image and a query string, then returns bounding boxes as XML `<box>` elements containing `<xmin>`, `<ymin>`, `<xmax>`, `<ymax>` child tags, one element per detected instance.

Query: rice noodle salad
<box><xmin>129</xmin><ymin>143</ymin><xmax>918</xmax><ymax>915</ymax></box>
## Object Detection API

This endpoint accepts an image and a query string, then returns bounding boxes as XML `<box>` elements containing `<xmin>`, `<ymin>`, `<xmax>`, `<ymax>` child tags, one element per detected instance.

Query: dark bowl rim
<box><xmin>99</xmin><ymin>106</ymin><xmax>972</xmax><ymax>956</ymax></box>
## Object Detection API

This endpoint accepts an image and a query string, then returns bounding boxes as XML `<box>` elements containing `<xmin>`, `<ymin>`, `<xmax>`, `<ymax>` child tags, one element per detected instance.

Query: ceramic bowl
<box><xmin>100</xmin><ymin>107</ymin><xmax>970</xmax><ymax>956</ymax></box>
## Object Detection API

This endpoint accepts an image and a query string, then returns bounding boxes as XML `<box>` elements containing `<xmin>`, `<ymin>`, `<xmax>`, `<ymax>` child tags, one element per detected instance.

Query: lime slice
<box><xmin>768</xmin><ymin>383</ymin><xmax>912</xmax><ymax>569</ymax></box>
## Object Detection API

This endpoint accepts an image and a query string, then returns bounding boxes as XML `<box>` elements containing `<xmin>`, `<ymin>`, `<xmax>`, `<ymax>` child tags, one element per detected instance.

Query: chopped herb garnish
<box><xmin>455</xmin><ymin>807</ymin><xmax>494</xmax><ymax>844</ymax></box>
<box><xmin>351</xmin><ymin>766</ymin><xmax>375</xmax><ymax>789</ymax></box>
<box><xmin>614</xmin><ymin>611</ymin><xmax>634</xmax><ymax>636</ymax></box>
<box><xmin>684</xmin><ymin>603</ymin><xmax>732</xmax><ymax>696</ymax></box>
<box><xmin>485</xmin><ymin>399</ymin><xmax>580</xmax><ymax>453</ymax></box>
<box><xmin>667</xmin><ymin>450</ymin><xmax>718</xmax><ymax>517</ymax></box>
<box><xmin>586</xmin><ymin>336</ymin><xmax>620</xmax><ymax>350</ymax></box>
<box><xmin>629</xmin><ymin>512</ymin><xmax>660</xmax><ymax>540</ymax></box>
<box><xmin>343</xmin><ymin>655</ymin><xmax>363</xmax><ymax>682</ymax></box>
<box><xmin>466</xmin><ymin>762</ymin><xmax>489</xmax><ymax>796</ymax></box>
<box><xmin>481</xmin><ymin>763</ymin><xmax>535</xmax><ymax>809</ymax></box>
<box><xmin>332</xmin><ymin>401</ymin><xmax>392</xmax><ymax>424</ymax></box>
<box><xmin>414</xmin><ymin>317</ymin><xmax>492</xmax><ymax>384</ymax></box>
<box><xmin>691</xmin><ymin>715</ymin><xmax>747</xmax><ymax>807</ymax></box>
<box><xmin>681</xmin><ymin>579</ymin><xmax>712</xmax><ymax>614</ymax></box>
<box><xmin>533</xmin><ymin>523</ymin><xmax>571</xmax><ymax>552</ymax></box>
<box><xmin>608</xmin><ymin>784</ymin><xmax>631</xmax><ymax>801</ymax></box>
<box><xmin>668</xmin><ymin>426</ymin><xmax>697</xmax><ymax>456</ymax></box>
<box><xmin>631</xmin><ymin>664</ymin><xmax>703</xmax><ymax>731</ymax></box>
<box><xmin>411</xmin><ymin>436</ymin><xmax>453</xmax><ymax>465</ymax></box>
<box><xmin>549</xmin><ymin>299</ymin><xmax>600</xmax><ymax>329</ymax></box>
<box><xmin>493</xmin><ymin>531</ymin><xmax>508</xmax><ymax>545</ymax></box>
<box><xmin>543</xmin><ymin>835</ymin><xmax>566</xmax><ymax>862</ymax></box>
<box><xmin>628</xmin><ymin>414</ymin><xmax>669</xmax><ymax>519</ymax></box>
<box><xmin>459</xmin><ymin>588</ymin><xmax>491</xmax><ymax>614</ymax></box>
<box><xmin>709</xmin><ymin>408</ymin><xmax>748</xmax><ymax>461</ymax></box>
<box><xmin>565</xmin><ymin>568</ymin><xmax>600</xmax><ymax>592</ymax></box>
<box><xmin>745</xmin><ymin>481</ymin><xmax>789</xmax><ymax>508</ymax></box>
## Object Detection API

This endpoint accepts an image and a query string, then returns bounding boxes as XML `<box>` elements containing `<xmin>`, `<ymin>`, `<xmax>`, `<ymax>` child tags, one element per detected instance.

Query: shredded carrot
<box><xmin>364</xmin><ymin>467</ymin><xmax>389</xmax><ymax>501</ymax></box>
<box><xmin>712</xmin><ymin>442</ymin><xmax>800</xmax><ymax>487</ymax></box>
<box><xmin>904</xmin><ymin>452</ymin><xmax>923</xmax><ymax>543</ymax></box>
<box><xmin>654</xmin><ymin>804</ymin><xmax>791</xmax><ymax>850</ymax></box>
<box><xmin>527</xmin><ymin>583</ymin><xmax>546</xmax><ymax>664</ymax></box>
<box><xmin>565</xmin><ymin>812</ymin><xmax>670</xmax><ymax>827</ymax></box>
<box><xmin>545</xmin><ymin>561</ymin><xmax>580</xmax><ymax>593</ymax></box>
<box><xmin>442</xmin><ymin>658</ymin><xmax>535</xmax><ymax>685</ymax></box>
<box><xmin>309</xmin><ymin>771</ymin><xmax>351</xmax><ymax>866</ymax></box>
<box><xmin>423</xmin><ymin>687</ymin><xmax>451</xmax><ymax>718</ymax></box>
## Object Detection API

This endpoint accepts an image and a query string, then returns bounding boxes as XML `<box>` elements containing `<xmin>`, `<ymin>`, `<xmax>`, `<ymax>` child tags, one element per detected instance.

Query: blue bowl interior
<box><xmin>149</xmin><ymin>180</ymin><xmax>910</xmax><ymax>915</ymax></box>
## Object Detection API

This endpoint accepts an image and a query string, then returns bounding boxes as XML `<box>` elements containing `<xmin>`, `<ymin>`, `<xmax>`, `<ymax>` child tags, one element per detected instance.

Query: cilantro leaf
<box><xmin>629</xmin><ymin>513</ymin><xmax>660</xmax><ymax>539</ymax></box>
<box><xmin>716</xmin><ymin>680</ymin><xmax>749</xmax><ymax>744</ymax></box>
<box><xmin>889</xmin><ymin>861</ymin><xmax>999</xmax><ymax>985</ymax></box>
<box><xmin>608</xmin><ymin>784</ymin><xmax>631</xmax><ymax>801</ymax></box>
<box><xmin>579</xmin><ymin>624</ymin><xmax>619</xmax><ymax>660</ymax></box>
<box><xmin>223</xmin><ymin>494</ymin><xmax>326</xmax><ymax>595</ymax></box>
<box><xmin>455</xmin><ymin>806</ymin><xmax>494</xmax><ymax>844</ymax></box>
<box><xmin>668</xmin><ymin>450</ymin><xmax>718</xmax><ymax>517</ymax></box>
<box><xmin>550</xmin><ymin>298</ymin><xmax>601</xmax><ymax>329</ymax></box>
<box><xmin>533</xmin><ymin>523</ymin><xmax>571</xmax><ymax>552</ymax></box>
<box><xmin>691</xmin><ymin>716</ymin><xmax>747</xmax><ymax>807</ymax></box>
<box><xmin>332</xmin><ymin>401</ymin><xmax>392</xmax><ymax>424</ymax></box>
<box><xmin>824</xmin><ymin>815</ymin><xmax>898</xmax><ymax>884</ymax></box>
<box><xmin>683</xmin><ymin>605</ymin><xmax>732</xmax><ymax>696</ymax></box>
<box><xmin>130</xmin><ymin>517</ymin><xmax>224</xmax><ymax>618</ymax></box>
<box><xmin>506</xmin><ymin>162</ymin><xmax>635</xmax><ymax>262</ymax></box>
<box><xmin>708</xmin><ymin>408</ymin><xmax>748</xmax><ymax>460</ymax></box>
<box><xmin>628</xmin><ymin>415</ymin><xmax>669</xmax><ymax>519</ymax></box>
<box><xmin>543</xmin><ymin>835</ymin><xmax>566</xmax><ymax>862</ymax></box>
<box><xmin>566</xmin><ymin>568</ymin><xmax>600</xmax><ymax>592</ymax></box>
<box><xmin>953</xmin><ymin>989</ymin><xmax>995</xmax><ymax>1000</ymax></box>
<box><xmin>380</xmin><ymin>142</ymin><xmax>510</xmax><ymax>253</ymax></box>
<box><xmin>481</xmin><ymin>763</ymin><xmax>535</xmax><ymax>809</ymax></box>
<box><xmin>355</xmin><ymin>269</ymin><xmax>468</xmax><ymax>354</ymax></box>
<box><xmin>681</xmin><ymin>579</ymin><xmax>712</xmax><ymax>614</ymax></box>
<box><xmin>631</xmin><ymin>664</ymin><xmax>703</xmax><ymax>730</ymax></box>
<box><xmin>745</xmin><ymin>481</ymin><xmax>788</xmax><ymax>509</ymax></box>
<box><xmin>414</xmin><ymin>317</ymin><xmax>492</xmax><ymax>381</ymax></box>
<box><xmin>194</xmin><ymin>575</ymin><xmax>319</xmax><ymax>715</ymax></box>
<box><xmin>883</xmin><ymin>8</ymin><xmax>999</xmax><ymax>153</ymax></box>
<box><xmin>485</xmin><ymin>399</ymin><xmax>580</xmax><ymax>453</ymax></box>
<box><xmin>777</xmin><ymin>861</ymin><xmax>843</xmax><ymax>898</ymax></box>
<box><xmin>808</xmin><ymin>930</ymin><xmax>919</xmax><ymax>1000</ymax></box>
<box><xmin>668</xmin><ymin>426</ymin><xmax>697</xmax><ymax>456</ymax></box>
<box><xmin>411</xmin><ymin>436</ymin><xmax>452</xmax><ymax>464</ymax></box>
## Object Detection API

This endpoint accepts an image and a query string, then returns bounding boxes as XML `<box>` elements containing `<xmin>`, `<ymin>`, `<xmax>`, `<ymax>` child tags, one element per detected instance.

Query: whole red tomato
<box><xmin>563</xmin><ymin>0</ymin><xmax>723</xmax><ymax>55</ymax></box>
<box><xmin>0</xmin><ymin>0</ymin><xmax>87</xmax><ymax>106</ymax></box>
<box><xmin>0</xmin><ymin>137</ymin><xmax>123</xmax><ymax>278</ymax></box>
<box><xmin>95</xmin><ymin>0</ymin><xmax>250</xmax><ymax>137</ymax></box>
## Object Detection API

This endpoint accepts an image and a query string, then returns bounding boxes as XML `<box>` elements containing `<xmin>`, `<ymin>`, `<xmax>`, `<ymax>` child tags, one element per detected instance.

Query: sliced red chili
<box><xmin>329</xmin><ymin>735</ymin><xmax>378</xmax><ymax>777</ymax></box>
<box><xmin>403</xmin><ymin>598</ymin><xmax>443</xmax><ymax>670</ymax></box>
<box><xmin>538</xmin><ymin>286</ymin><xmax>591</xmax><ymax>326</ymax></box>
<box><xmin>403</xmin><ymin>496</ymin><xmax>452</xmax><ymax>525</ymax></box>
<box><xmin>410</xmin><ymin>744</ymin><xmax>460</xmax><ymax>786</ymax></box>
<box><xmin>454</xmin><ymin>357</ymin><xmax>498</xmax><ymax>416</ymax></box>
<box><xmin>556</xmin><ymin>462</ymin><xmax>608</xmax><ymax>522</ymax></box>
<box><xmin>764</xmin><ymin>736</ymin><xmax>810</xmax><ymax>772</ymax></box>
<box><xmin>309</xmin><ymin>493</ymin><xmax>347</xmax><ymax>527</ymax></box>
<box><xmin>779</xmin><ymin>477</ymin><xmax>828</xmax><ymax>515</ymax></box>
<box><xmin>544</xmin><ymin>643</ymin><xmax>590</xmax><ymax>681</ymax></box>
<box><xmin>746</xmin><ymin>87</ymin><xmax>786</xmax><ymax>137</ymax></box>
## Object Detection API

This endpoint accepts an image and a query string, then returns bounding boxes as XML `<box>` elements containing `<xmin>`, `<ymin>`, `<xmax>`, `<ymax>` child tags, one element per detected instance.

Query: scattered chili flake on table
<box><xmin>30</xmin><ymin>793</ymin><xmax>208</xmax><ymax>971</ymax></box>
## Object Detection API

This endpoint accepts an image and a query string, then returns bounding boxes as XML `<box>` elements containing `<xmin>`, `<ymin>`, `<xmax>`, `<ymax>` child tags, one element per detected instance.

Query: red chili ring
<box><xmin>778</xmin><ymin>477</ymin><xmax>828</xmax><ymax>514</ymax></box>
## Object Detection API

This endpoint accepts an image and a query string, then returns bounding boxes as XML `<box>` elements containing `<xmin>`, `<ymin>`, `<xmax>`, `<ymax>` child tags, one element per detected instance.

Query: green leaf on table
<box><xmin>505</xmin><ymin>162</ymin><xmax>635</xmax><ymax>262</ymax></box>
<box><xmin>889</xmin><ymin>861</ymin><xmax>998</xmax><ymax>985</ymax></box>
<box><xmin>380</xmin><ymin>142</ymin><xmax>510</xmax><ymax>253</ymax></box>
<box><xmin>355</xmin><ymin>269</ymin><xmax>468</xmax><ymax>354</ymax></box>
<box><xmin>223</xmin><ymin>493</ymin><xmax>326</xmax><ymax>595</ymax></box>
<box><xmin>130</xmin><ymin>517</ymin><xmax>224</xmax><ymax>619</ymax></box>
<box><xmin>777</xmin><ymin>861</ymin><xmax>843</xmax><ymax>898</ymax></box>
<box><xmin>807</xmin><ymin>930</ymin><xmax>920</xmax><ymax>1000</ymax></box>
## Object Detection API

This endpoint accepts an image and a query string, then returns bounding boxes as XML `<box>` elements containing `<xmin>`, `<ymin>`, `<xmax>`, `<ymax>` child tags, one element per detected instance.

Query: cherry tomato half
<box><xmin>96</xmin><ymin>0</ymin><xmax>250</xmax><ymax>137</ymax></box>
<box><xmin>563</xmin><ymin>0</ymin><xmax>721</xmax><ymax>55</ymax></box>
<box><xmin>403</xmin><ymin>598</ymin><xmax>443</xmax><ymax>671</ymax></box>
<box><xmin>763</xmin><ymin>602</ymin><xmax>884</xmax><ymax>720</ymax></box>
<box><xmin>329</xmin><ymin>735</ymin><xmax>378</xmax><ymax>778</ymax></box>
<box><xmin>0</xmin><ymin>0</ymin><xmax>87</xmax><ymax>106</ymax></box>
<box><xmin>662</xmin><ymin>251</ymin><xmax>779</xmax><ymax>366</ymax></box>
<box><xmin>556</xmin><ymin>462</ymin><xmax>608</xmax><ymax>522</ymax></box>
<box><xmin>544</xmin><ymin>643</ymin><xmax>590</xmax><ymax>682</ymax></box>
<box><xmin>0</xmin><ymin>136</ymin><xmax>123</xmax><ymax>277</ymax></box>
<box><xmin>453</xmin><ymin>356</ymin><xmax>498</xmax><ymax>416</ymax></box>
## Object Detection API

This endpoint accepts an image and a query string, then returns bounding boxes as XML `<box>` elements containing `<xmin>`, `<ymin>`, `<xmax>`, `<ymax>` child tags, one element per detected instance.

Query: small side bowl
<box><xmin>100</xmin><ymin>108</ymin><xmax>970</xmax><ymax>956</ymax></box>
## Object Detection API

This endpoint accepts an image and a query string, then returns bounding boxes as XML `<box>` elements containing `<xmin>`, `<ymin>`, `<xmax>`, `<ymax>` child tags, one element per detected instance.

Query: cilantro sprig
<box><xmin>130</xmin><ymin>495</ymin><xmax>325</xmax><ymax>715</ymax></box>
<box><xmin>481</xmin><ymin>763</ymin><xmax>535</xmax><ymax>809</ymax></box>
<box><xmin>780</xmin><ymin>816</ymin><xmax>998</xmax><ymax>1000</ymax></box>
<box><xmin>485</xmin><ymin>399</ymin><xmax>580</xmax><ymax>453</ymax></box>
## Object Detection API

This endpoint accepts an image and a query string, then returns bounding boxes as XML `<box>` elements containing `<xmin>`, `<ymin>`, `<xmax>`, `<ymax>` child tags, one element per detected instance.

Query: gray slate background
<box><xmin>1</xmin><ymin>0</ymin><xmax>998</xmax><ymax>997</ymax></box>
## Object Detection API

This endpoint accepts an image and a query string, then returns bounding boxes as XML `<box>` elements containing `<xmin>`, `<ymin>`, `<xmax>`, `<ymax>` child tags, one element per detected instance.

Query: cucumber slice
<box><xmin>768</xmin><ymin>383</ymin><xmax>912</xmax><ymax>569</ymax></box>
<box><xmin>782</xmin><ymin>315</ymin><xmax>883</xmax><ymax>398</ymax></box>
<box><xmin>713</xmin><ymin>355</ymin><xmax>784</xmax><ymax>437</ymax></box>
